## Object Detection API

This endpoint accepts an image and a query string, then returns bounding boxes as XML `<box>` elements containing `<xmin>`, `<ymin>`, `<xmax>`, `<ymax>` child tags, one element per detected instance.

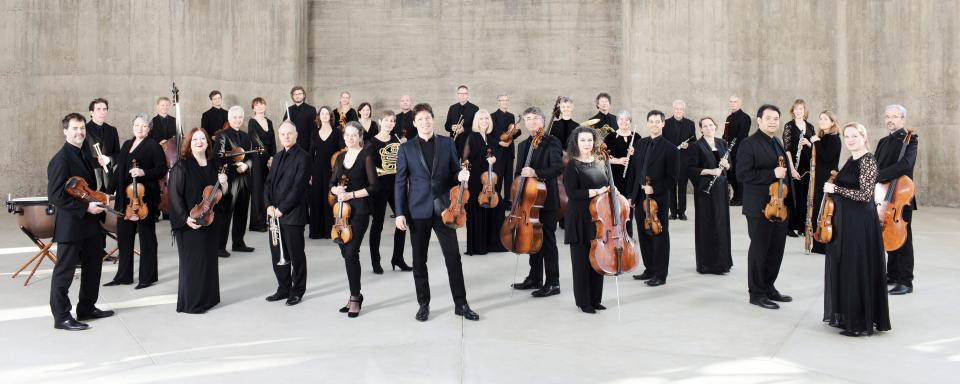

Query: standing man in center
<box><xmin>444</xmin><ymin>85</ymin><xmax>479</xmax><ymax>155</ymax></box>
<box><xmin>201</xmin><ymin>90</ymin><xmax>228</xmax><ymax>138</ymax></box>
<box><xmin>663</xmin><ymin>100</ymin><xmax>696</xmax><ymax>220</ymax></box>
<box><xmin>724</xmin><ymin>96</ymin><xmax>751</xmax><ymax>206</ymax></box>
<box><xmin>216</xmin><ymin>106</ymin><xmax>255</xmax><ymax>257</ymax></box>
<box><xmin>490</xmin><ymin>94</ymin><xmax>518</xmax><ymax>207</ymax></box>
<box><xmin>283</xmin><ymin>86</ymin><xmax>318</xmax><ymax>151</ymax></box>
<box><xmin>395</xmin><ymin>103</ymin><xmax>480</xmax><ymax>322</ymax></box>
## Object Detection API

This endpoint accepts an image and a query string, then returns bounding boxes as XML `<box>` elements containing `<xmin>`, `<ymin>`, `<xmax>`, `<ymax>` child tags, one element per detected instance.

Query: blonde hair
<box><xmin>472</xmin><ymin>109</ymin><xmax>492</xmax><ymax>134</ymax></box>
<box><xmin>843</xmin><ymin>122</ymin><xmax>869</xmax><ymax>150</ymax></box>
<box><xmin>789</xmin><ymin>99</ymin><xmax>809</xmax><ymax>120</ymax></box>
<box><xmin>818</xmin><ymin>110</ymin><xmax>840</xmax><ymax>137</ymax></box>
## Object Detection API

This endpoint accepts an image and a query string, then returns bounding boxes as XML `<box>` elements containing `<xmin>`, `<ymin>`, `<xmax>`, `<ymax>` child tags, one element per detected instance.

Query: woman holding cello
<box><xmin>330</xmin><ymin>122</ymin><xmax>380</xmax><ymax>317</ymax></box>
<box><xmin>104</xmin><ymin>114</ymin><xmax>167</xmax><ymax>290</ymax></box>
<box><xmin>168</xmin><ymin>127</ymin><xmax>229</xmax><ymax>314</ymax></box>
<box><xmin>563</xmin><ymin>126</ymin><xmax>609</xmax><ymax>314</ymax></box>
<box><xmin>463</xmin><ymin>109</ymin><xmax>508</xmax><ymax>255</ymax></box>
<box><xmin>821</xmin><ymin>122</ymin><xmax>891</xmax><ymax>337</ymax></box>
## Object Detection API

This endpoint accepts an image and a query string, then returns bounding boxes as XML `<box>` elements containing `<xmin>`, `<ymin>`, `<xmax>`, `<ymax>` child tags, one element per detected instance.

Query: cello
<box><xmin>441</xmin><ymin>160</ymin><xmax>470</xmax><ymax>229</ymax></box>
<box><xmin>763</xmin><ymin>156</ymin><xmax>789</xmax><ymax>222</ymax></box>
<box><xmin>589</xmin><ymin>144</ymin><xmax>640</xmax><ymax>276</ymax></box>
<box><xmin>124</xmin><ymin>159</ymin><xmax>149</xmax><ymax>220</ymax></box>
<box><xmin>500</xmin><ymin>128</ymin><xmax>547</xmax><ymax>254</ymax></box>
<box><xmin>875</xmin><ymin>128</ymin><xmax>915</xmax><ymax>251</ymax></box>
<box><xmin>476</xmin><ymin>148</ymin><xmax>499</xmax><ymax>208</ymax></box>
<box><xmin>331</xmin><ymin>175</ymin><xmax>353</xmax><ymax>244</ymax></box>
<box><xmin>813</xmin><ymin>171</ymin><xmax>838</xmax><ymax>244</ymax></box>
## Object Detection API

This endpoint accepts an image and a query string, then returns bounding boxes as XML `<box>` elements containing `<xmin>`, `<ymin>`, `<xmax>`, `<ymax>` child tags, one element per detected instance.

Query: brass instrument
<box><xmin>269</xmin><ymin>215</ymin><xmax>287</xmax><ymax>266</ymax></box>
<box><xmin>596</xmin><ymin>124</ymin><xmax>614</xmax><ymax>139</ymax></box>
<box><xmin>92</xmin><ymin>143</ymin><xmax>109</xmax><ymax>173</ymax></box>
<box><xmin>452</xmin><ymin>115</ymin><xmax>465</xmax><ymax>140</ymax></box>
<box><xmin>376</xmin><ymin>142</ymin><xmax>400</xmax><ymax>176</ymax></box>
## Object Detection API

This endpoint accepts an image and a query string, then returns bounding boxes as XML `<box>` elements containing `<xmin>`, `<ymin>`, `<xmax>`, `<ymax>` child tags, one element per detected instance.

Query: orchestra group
<box><xmin>46</xmin><ymin>85</ymin><xmax>919</xmax><ymax>338</ymax></box>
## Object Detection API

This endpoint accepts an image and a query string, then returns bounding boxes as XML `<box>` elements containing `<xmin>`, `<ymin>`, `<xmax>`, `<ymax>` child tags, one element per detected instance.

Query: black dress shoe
<box><xmin>840</xmin><ymin>330</ymin><xmax>864</xmax><ymax>337</ymax></box>
<box><xmin>415</xmin><ymin>304</ymin><xmax>429</xmax><ymax>322</ymax></box>
<box><xmin>285</xmin><ymin>296</ymin><xmax>302</xmax><ymax>306</ymax></box>
<box><xmin>669</xmin><ymin>213</ymin><xmax>678</xmax><ymax>220</ymax></box>
<box><xmin>265</xmin><ymin>292</ymin><xmax>289</xmax><ymax>302</ymax></box>
<box><xmin>786</xmin><ymin>230</ymin><xmax>799</xmax><ymax>238</ymax></box>
<box><xmin>767</xmin><ymin>292</ymin><xmax>793</xmax><ymax>302</ymax></box>
<box><xmin>103</xmin><ymin>280</ymin><xmax>130</xmax><ymax>287</ymax></box>
<box><xmin>232</xmin><ymin>244</ymin><xmax>255</xmax><ymax>252</ymax></box>
<box><xmin>249</xmin><ymin>227</ymin><xmax>268</xmax><ymax>233</ymax></box>
<box><xmin>134</xmin><ymin>282</ymin><xmax>154</xmax><ymax>290</ymax></box>
<box><xmin>218</xmin><ymin>249</ymin><xmax>231</xmax><ymax>258</ymax></box>
<box><xmin>632</xmin><ymin>270</ymin><xmax>654</xmax><ymax>280</ymax></box>
<box><xmin>511</xmin><ymin>279</ymin><xmax>542</xmax><ymax>290</ymax></box>
<box><xmin>730</xmin><ymin>200</ymin><xmax>742</xmax><ymax>206</ymax></box>
<box><xmin>678</xmin><ymin>213</ymin><xmax>688</xmax><ymax>221</ymax></box>
<box><xmin>889</xmin><ymin>284</ymin><xmax>913</xmax><ymax>295</ymax></box>
<box><xmin>455</xmin><ymin>304</ymin><xmax>480</xmax><ymax>321</ymax></box>
<box><xmin>579</xmin><ymin>306</ymin><xmax>596</xmax><ymax>314</ymax></box>
<box><xmin>886</xmin><ymin>277</ymin><xmax>896</xmax><ymax>285</ymax></box>
<box><xmin>749</xmin><ymin>297</ymin><xmax>780</xmax><ymax>310</ymax></box>
<box><xmin>593</xmin><ymin>304</ymin><xmax>607</xmax><ymax>310</ymax></box>
<box><xmin>54</xmin><ymin>318</ymin><xmax>89</xmax><ymax>331</ymax></box>
<box><xmin>531</xmin><ymin>285</ymin><xmax>561</xmax><ymax>298</ymax></box>
<box><xmin>645</xmin><ymin>278</ymin><xmax>665</xmax><ymax>287</ymax></box>
<box><xmin>77</xmin><ymin>308</ymin><xmax>115</xmax><ymax>321</ymax></box>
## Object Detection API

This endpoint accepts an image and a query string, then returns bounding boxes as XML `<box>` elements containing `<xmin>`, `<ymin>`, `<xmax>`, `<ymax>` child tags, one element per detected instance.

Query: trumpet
<box><xmin>452</xmin><ymin>115</ymin><xmax>464</xmax><ymax>140</ymax></box>
<box><xmin>269</xmin><ymin>215</ymin><xmax>288</xmax><ymax>266</ymax></box>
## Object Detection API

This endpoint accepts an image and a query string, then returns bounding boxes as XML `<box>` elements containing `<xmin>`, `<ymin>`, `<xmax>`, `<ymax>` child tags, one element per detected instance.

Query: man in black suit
<box><xmin>490</xmin><ymin>94</ymin><xmax>518</xmax><ymax>206</ymax></box>
<box><xmin>509</xmin><ymin>106</ymin><xmax>564</xmax><ymax>297</ymax></box>
<box><xmin>201</xmin><ymin>90</ymin><xmax>228</xmax><ymax>138</ymax></box>
<box><xmin>590</xmin><ymin>92</ymin><xmax>619</xmax><ymax>133</ymax></box>
<box><xmin>395</xmin><ymin>103</ymin><xmax>479</xmax><ymax>322</ymax></box>
<box><xmin>84</xmin><ymin>98</ymin><xmax>120</xmax><ymax>193</ymax></box>
<box><xmin>216</xmin><ymin>106</ymin><xmax>255</xmax><ymax>257</ymax></box>
<box><xmin>149</xmin><ymin>96</ymin><xmax>177</xmax><ymax>145</ymax></box>
<box><xmin>282</xmin><ymin>86</ymin><xmax>318</xmax><ymax>151</ymax></box>
<box><xmin>47</xmin><ymin>113</ymin><xmax>116</xmax><ymax>331</ymax></box>
<box><xmin>443</xmin><ymin>85</ymin><xmax>479</xmax><ymax>155</ymax></box>
<box><xmin>736</xmin><ymin>104</ymin><xmax>793</xmax><ymax>310</ymax></box>
<box><xmin>876</xmin><ymin>104</ymin><xmax>918</xmax><ymax>295</ymax></box>
<box><xmin>264</xmin><ymin>121</ymin><xmax>311</xmax><ymax>306</ymax></box>
<box><xmin>394</xmin><ymin>94</ymin><xmax>417</xmax><ymax>141</ymax></box>
<box><xmin>663</xmin><ymin>100</ymin><xmax>697</xmax><ymax>220</ymax></box>
<box><xmin>628</xmin><ymin>110</ymin><xmax>677</xmax><ymax>287</ymax></box>
<box><xmin>724</xmin><ymin>95</ymin><xmax>751</xmax><ymax>206</ymax></box>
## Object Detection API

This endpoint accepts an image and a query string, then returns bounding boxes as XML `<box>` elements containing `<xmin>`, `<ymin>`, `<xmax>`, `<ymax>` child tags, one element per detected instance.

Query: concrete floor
<box><xmin>1</xmin><ymin>197</ymin><xmax>958</xmax><ymax>383</ymax></box>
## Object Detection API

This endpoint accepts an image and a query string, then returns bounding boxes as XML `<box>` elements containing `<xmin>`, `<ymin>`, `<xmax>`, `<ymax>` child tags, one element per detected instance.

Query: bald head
<box><xmin>279</xmin><ymin>120</ymin><xmax>297</xmax><ymax>149</ymax></box>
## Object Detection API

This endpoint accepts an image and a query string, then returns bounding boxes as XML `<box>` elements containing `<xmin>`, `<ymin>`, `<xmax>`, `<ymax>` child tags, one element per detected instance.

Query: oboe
<box><xmin>269</xmin><ymin>215</ymin><xmax>288</xmax><ymax>265</ymax></box>
<box><xmin>704</xmin><ymin>138</ymin><xmax>736</xmax><ymax>195</ymax></box>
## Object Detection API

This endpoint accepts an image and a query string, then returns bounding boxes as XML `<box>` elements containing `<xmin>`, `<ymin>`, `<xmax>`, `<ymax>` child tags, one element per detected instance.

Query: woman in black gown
<box><xmin>602</xmin><ymin>111</ymin><xmax>640</xmax><ymax>236</ymax></box>
<box><xmin>330</xmin><ymin>122</ymin><xmax>380</xmax><ymax>317</ymax></box>
<box><xmin>332</xmin><ymin>91</ymin><xmax>358</xmax><ymax>130</ymax></box>
<box><xmin>549</xmin><ymin>96</ymin><xmax>578</xmax><ymax>146</ymax></box>
<box><xmin>308</xmin><ymin>106</ymin><xmax>344</xmax><ymax>239</ymax></box>
<box><xmin>822</xmin><ymin>122</ymin><xmax>891</xmax><ymax>337</ymax></box>
<box><xmin>169</xmin><ymin>127</ymin><xmax>228</xmax><ymax>314</ymax></box>
<box><xmin>247</xmin><ymin>97</ymin><xmax>276</xmax><ymax>232</ymax></box>
<box><xmin>563</xmin><ymin>126</ymin><xmax>608</xmax><ymax>314</ymax></box>
<box><xmin>809</xmin><ymin>110</ymin><xmax>842</xmax><ymax>254</ymax></box>
<box><xmin>357</xmin><ymin>102</ymin><xmax>380</xmax><ymax>141</ymax></box>
<box><xmin>783</xmin><ymin>99</ymin><xmax>816</xmax><ymax>237</ymax></box>
<box><xmin>688</xmin><ymin>117</ymin><xmax>732</xmax><ymax>274</ymax></box>
<box><xmin>463</xmin><ymin>110</ymin><xmax>508</xmax><ymax>255</ymax></box>
<box><xmin>104</xmin><ymin>114</ymin><xmax>167</xmax><ymax>289</ymax></box>
<box><xmin>367</xmin><ymin>111</ymin><xmax>412</xmax><ymax>271</ymax></box>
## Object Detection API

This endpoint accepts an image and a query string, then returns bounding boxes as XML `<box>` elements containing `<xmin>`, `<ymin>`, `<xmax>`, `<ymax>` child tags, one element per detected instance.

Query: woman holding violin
<box><xmin>247</xmin><ymin>97</ymin><xmax>276</xmax><ymax>233</ymax></box>
<box><xmin>563</xmin><ymin>126</ymin><xmax>608</xmax><ymax>313</ymax></box>
<box><xmin>330</xmin><ymin>122</ymin><xmax>380</xmax><ymax>317</ymax></box>
<box><xmin>168</xmin><ymin>127</ymin><xmax>229</xmax><ymax>314</ymax></box>
<box><xmin>103</xmin><ymin>114</ymin><xmax>167</xmax><ymax>289</ymax></box>
<box><xmin>463</xmin><ymin>109</ymin><xmax>508</xmax><ymax>255</ymax></box>
<box><xmin>308</xmin><ymin>106</ymin><xmax>344</xmax><ymax>239</ymax></box>
<box><xmin>821</xmin><ymin>122</ymin><xmax>891</xmax><ymax>337</ymax></box>
<box><xmin>809</xmin><ymin>111</ymin><xmax>842</xmax><ymax>254</ymax></box>
<box><xmin>688</xmin><ymin>117</ymin><xmax>733</xmax><ymax>275</ymax></box>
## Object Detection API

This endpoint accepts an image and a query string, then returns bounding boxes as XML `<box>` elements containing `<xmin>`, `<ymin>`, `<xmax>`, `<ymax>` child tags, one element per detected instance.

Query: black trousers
<box><xmin>729</xmin><ymin>151</ymin><xmax>743</xmax><ymax>202</ymax></box>
<box><xmin>339</xmin><ymin>215</ymin><xmax>370</xmax><ymax>296</ymax></box>
<box><xmin>635</xmin><ymin>198</ymin><xmax>671</xmax><ymax>280</ymax></box>
<box><xmin>570</xmin><ymin>242</ymin><xmax>604</xmax><ymax>308</ymax></box>
<box><xmin>369</xmin><ymin>180</ymin><xmax>406</xmax><ymax>266</ymax></box>
<box><xmin>218</xmin><ymin>180</ymin><xmax>250</xmax><ymax>250</ymax></box>
<box><xmin>270</xmin><ymin>223</ymin><xmax>307</xmax><ymax>297</ymax></box>
<box><xmin>746</xmin><ymin>216</ymin><xmax>788</xmax><ymax>298</ymax></box>
<box><xmin>249</xmin><ymin>159</ymin><xmax>269</xmax><ymax>231</ymax></box>
<box><xmin>670</xmin><ymin>169</ymin><xmax>690</xmax><ymax>215</ymax></box>
<box><xmin>886</xmin><ymin>211</ymin><xmax>914</xmax><ymax>287</ymax></box>
<box><xmin>113</xmin><ymin>217</ymin><xmax>158</xmax><ymax>284</ymax></box>
<box><xmin>525</xmin><ymin>209</ymin><xmax>560</xmax><ymax>286</ymax></box>
<box><xmin>50</xmin><ymin>236</ymin><xmax>104</xmax><ymax>322</ymax></box>
<box><xmin>409</xmin><ymin>215</ymin><xmax>467</xmax><ymax>306</ymax></box>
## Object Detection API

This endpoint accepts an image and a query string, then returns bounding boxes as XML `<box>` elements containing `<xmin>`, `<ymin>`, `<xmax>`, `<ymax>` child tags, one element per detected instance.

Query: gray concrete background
<box><xmin>3</xmin><ymin>0</ymin><xmax>957</xmax><ymax>206</ymax></box>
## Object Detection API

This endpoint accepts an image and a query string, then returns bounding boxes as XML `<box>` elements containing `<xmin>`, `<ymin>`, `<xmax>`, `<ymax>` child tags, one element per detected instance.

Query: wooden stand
<box><xmin>11</xmin><ymin>226</ymin><xmax>57</xmax><ymax>286</ymax></box>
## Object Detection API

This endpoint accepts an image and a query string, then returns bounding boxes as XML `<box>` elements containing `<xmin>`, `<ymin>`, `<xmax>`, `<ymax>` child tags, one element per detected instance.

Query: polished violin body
<box><xmin>589</xmin><ymin>145</ymin><xmax>640</xmax><ymax>276</ymax></box>
<box><xmin>477</xmin><ymin>149</ymin><xmax>499</xmax><ymax>208</ymax></box>
<box><xmin>814</xmin><ymin>171</ymin><xmax>838</xmax><ymax>244</ymax></box>
<box><xmin>500</xmin><ymin>128</ymin><xmax>547</xmax><ymax>254</ymax></box>
<box><xmin>499</xmin><ymin>122</ymin><xmax>521</xmax><ymax>145</ymax></box>
<box><xmin>331</xmin><ymin>175</ymin><xmax>353</xmax><ymax>244</ymax></box>
<box><xmin>64</xmin><ymin>176</ymin><xmax>122</xmax><ymax>216</ymax></box>
<box><xmin>442</xmin><ymin>160</ymin><xmax>470</xmax><ymax>229</ymax></box>
<box><xmin>124</xmin><ymin>159</ymin><xmax>149</xmax><ymax>220</ymax></box>
<box><xmin>220</xmin><ymin>146</ymin><xmax>265</xmax><ymax>163</ymax></box>
<box><xmin>641</xmin><ymin>176</ymin><xmax>663</xmax><ymax>236</ymax></box>
<box><xmin>763</xmin><ymin>156</ymin><xmax>789</xmax><ymax>222</ymax></box>
<box><xmin>189</xmin><ymin>166</ymin><xmax>226</xmax><ymax>226</ymax></box>
<box><xmin>875</xmin><ymin>128</ymin><xmax>915</xmax><ymax>252</ymax></box>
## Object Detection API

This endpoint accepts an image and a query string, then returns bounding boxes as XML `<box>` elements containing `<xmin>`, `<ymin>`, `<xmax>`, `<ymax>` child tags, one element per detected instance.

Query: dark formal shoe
<box><xmin>593</xmin><ymin>304</ymin><xmax>607</xmax><ymax>310</ymax></box>
<box><xmin>77</xmin><ymin>308</ymin><xmax>115</xmax><ymax>321</ymax></box>
<box><xmin>645</xmin><ymin>278</ymin><xmax>666</xmax><ymax>287</ymax></box>
<box><xmin>392</xmin><ymin>259</ymin><xmax>413</xmax><ymax>271</ymax></box>
<box><xmin>134</xmin><ymin>282</ymin><xmax>154</xmax><ymax>290</ymax></box>
<box><xmin>767</xmin><ymin>292</ymin><xmax>793</xmax><ymax>302</ymax></box>
<box><xmin>678</xmin><ymin>213</ymin><xmax>688</xmax><ymax>220</ymax></box>
<box><xmin>889</xmin><ymin>284</ymin><xmax>913</xmax><ymax>295</ymax></box>
<box><xmin>265</xmin><ymin>292</ymin><xmax>289</xmax><ymax>302</ymax></box>
<box><xmin>232</xmin><ymin>244</ymin><xmax>255</xmax><ymax>252</ymax></box>
<box><xmin>730</xmin><ymin>200</ymin><xmax>742</xmax><ymax>206</ymax></box>
<box><xmin>54</xmin><ymin>318</ymin><xmax>89</xmax><ymax>331</ymax></box>
<box><xmin>632</xmin><ymin>270</ymin><xmax>654</xmax><ymax>280</ymax></box>
<box><xmin>218</xmin><ymin>249</ymin><xmax>231</xmax><ymax>258</ymax></box>
<box><xmin>372</xmin><ymin>263</ymin><xmax>384</xmax><ymax>275</ymax></box>
<box><xmin>531</xmin><ymin>285</ymin><xmax>561</xmax><ymax>298</ymax></box>
<box><xmin>786</xmin><ymin>230</ymin><xmax>799</xmax><ymax>238</ymax></box>
<box><xmin>455</xmin><ymin>304</ymin><xmax>480</xmax><ymax>321</ymax></box>
<box><xmin>749</xmin><ymin>297</ymin><xmax>780</xmax><ymax>310</ymax></box>
<box><xmin>103</xmin><ymin>280</ymin><xmax>129</xmax><ymax>287</ymax></box>
<box><xmin>285</xmin><ymin>295</ymin><xmax>302</xmax><ymax>306</ymax></box>
<box><xmin>511</xmin><ymin>279</ymin><xmax>543</xmax><ymax>290</ymax></box>
<box><xmin>249</xmin><ymin>227</ymin><xmax>268</xmax><ymax>233</ymax></box>
<box><xmin>347</xmin><ymin>294</ymin><xmax>364</xmax><ymax>318</ymax></box>
<box><xmin>579</xmin><ymin>306</ymin><xmax>596</xmax><ymax>314</ymax></box>
<box><xmin>415</xmin><ymin>304</ymin><xmax>430</xmax><ymax>322</ymax></box>
<box><xmin>840</xmin><ymin>330</ymin><xmax>864</xmax><ymax>337</ymax></box>
<box><xmin>669</xmin><ymin>213</ymin><xmax>678</xmax><ymax>220</ymax></box>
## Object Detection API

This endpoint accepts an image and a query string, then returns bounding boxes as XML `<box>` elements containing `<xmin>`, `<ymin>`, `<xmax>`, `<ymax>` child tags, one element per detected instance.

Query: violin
<box><xmin>327</xmin><ymin>150</ymin><xmax>348</xmax><ymax>206</ymax></box>
<box><xmin>589</xmin><ymin>144</ymin><xmax>640</xmax><ymax>276</ymax></box>
<box><xmin>64</xmin><ymin>176</ymin><xmax>122</xmax><ymax>216</ymax></box>
<box><xmin>218</xmin><ymin>146</ymin><xmax>265</xmax><ymax>162</ymax></box>
<box><xmin>875</xmin><ymin>128</ymin><xmax>915</xmax><ymax>251</ymax></box>
<box><xmin>813</xmin><ymin>171</ymin><xmax>839</xmax><ymax>244</ymax></box>
<box><xmin>331</xmin><ymin>175</ymin><xmax>353</xmax><ymax>244</ymax></box>
<box><xmin>499</xmin><ymin>122</ymin><xmax>522</xmax><ymax>145</ymax></box>
<box><xmin>641</xmin><ymin>176</ymin><xmax>663</xmax><ymax>235</ymax></box>
<box><xmin>442</xmin><ymin>160</ymin><xmax>470</xmax><ymax>229</ymax></box>
<box><xmin>763</xmin><ymin>156</ymin><xmax>789</xmax><ymax>222</ymax></box>
<box><xmin>477</xmin><ymin>148</ymin><xmax>499</xmax><ymax>208</ymax></box>
<box><xmin>189</xmin><ymin>165</ymin><xmax>227</xmax><ymax>226</ymax></box>
<box><xmin>500</xmin><ymin>127</ymin><xmax>547</xmax><ymax>254</ymax></box>
<box><xmin>124</xmin><ymin>159</ymin><xmax>148</xmax><ymax>220</ymax></box>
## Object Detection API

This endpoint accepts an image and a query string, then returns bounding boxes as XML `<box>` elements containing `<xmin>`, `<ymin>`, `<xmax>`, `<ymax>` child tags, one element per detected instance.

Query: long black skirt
<box><xmin>693</xmin><ymin>180</ymin><xmax>732</xmax><ymax>274</ymax></box>
<box><xmin>465</xmin><ymin>200</ymin><xmax>507</xmax><ymax>255</ymax></box>
<box><xmin>176</xmin><ymin>228</ymin><xmax>220</xmax><ymax>314</ymax></box>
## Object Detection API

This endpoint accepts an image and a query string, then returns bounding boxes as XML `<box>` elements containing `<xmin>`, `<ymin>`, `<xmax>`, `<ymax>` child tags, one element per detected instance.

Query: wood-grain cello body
<box><xmin>589</xmin><ymin>144</ymin><xmax>639</xmax><ymax>276</ymax></box>
<box><xmin>500</xmin><ymin>128</ymin><xmax>547</xmax><ymax>254</ymax></box>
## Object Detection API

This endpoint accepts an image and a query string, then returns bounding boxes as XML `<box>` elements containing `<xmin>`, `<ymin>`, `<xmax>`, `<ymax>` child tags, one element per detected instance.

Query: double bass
<box><xmin>476</xmin><ymin>149</ymin><xmax>499</xmax><ymax>208</ymax></box>
<box><xmin>441</xmin><ymin>160</ymin><xmax>470</xmax><ymax>229</ymax></box>
<box><xmin>875</xmin><ymin>128</ymin><xmax>915</xmax><ymax>251</ymax></box>
<box><xmin>500</xmin><ymin>128</ymin><xmax>547</xmax><ymax>254</ymax></box>
<box><xmin>763</xmin><ymin>156</ymin><xmax>789</xmax><ymax>222</ymax></box>
<box><xmin>589</xmin><ymin>144</ymin><xmax>639</xmax><ymax>276</ymax></box>
<box><xmin>159</xmin><ymin>82</ymin><xmax>183</xmax><ymax>214</ymax></box>
<box><xmin>331</xmin><ymin>175</ymin><xmax>353</xmax><ymax>244</ymax></box>
<box><xmin>813</xmin><ymin>171</ymin><xmax>839</xmax><ymax>244</ymax></box>
<box><xmin>124</xmin><ymin>159</ymin><xmax>148</xmax><ymax>220</ymax></box>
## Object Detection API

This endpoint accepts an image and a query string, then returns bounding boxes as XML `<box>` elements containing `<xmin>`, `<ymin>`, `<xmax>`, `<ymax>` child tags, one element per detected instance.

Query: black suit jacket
<box><xmin>394</xmin><ymin>135</ymin><xmax>461</xmax><ymax>219</ymax></box>
<box><xmin>444</xmin><ymin>102</ymin><xmax>479</xmax><ymax>137</ymax></box>
<box><xmin>201</xmin><ymin>107</ymin><xmax>228</xmax><ymax>138</ymax></box>
<box><xmin>736</xmin><ymin>130</ymin><xmax>786</xmax><ymax>218</ymax></box>
<box><xmin>47</xmin><ymin>143</ymin><xmax>102</xmax><ymax>242</ymax></box>
<box><xmin>724</xmin><ymin>109</ymin><xmax>751</xmax><ymax>143</ymax></box>
<box><xmin>395</xmin><ymin>110</ymin><xmax>417</xmax><ymax>139</ymax></box>
<box><xmin>283</xmin><ymin>102</ymin><xmax>318</xmax><ymax>151</ymax></box>
<box><xmin>264</xmin><ymin>144</ymin><xmax>310</xmax><ymax>225</ymax></box>
<box><xmin>688</xmin><ymin>137</ymin><xmax>730</xmax><ymax>191</ymax></box>
<box><xmin>111</xmin><ymin>138</ymin><xmax>167</xmax><ymax>218</ymax></box>
<box><xmin>216</xmin><ymin>128</ymin><xmax>254</xmax><ymax>187</ymax></box>
<box><xmin>875</xmin><ymin>128</ymin><xmax>919</xmax><ymax>209</ymax></box>
<box><xmin>626</xmin><ymin>136</ymin><xmax>677</xmax><ymax>201</ymax></box>
<box><xmin>83</xmin><ymin>120</ymin><xmax>120</xmax><ymax>193</ymax></box>
<box><xmin>515</xmin><ymin>134</ymin><xmax>564</xmax><ymax>210</ymax></box>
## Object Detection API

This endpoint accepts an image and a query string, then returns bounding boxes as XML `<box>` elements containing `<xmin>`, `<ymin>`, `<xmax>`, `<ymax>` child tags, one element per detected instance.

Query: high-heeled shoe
<box><xmin>347</xmin><ymin>294</ymin><xmax>363</xmax><ymax>318</ymax></box>
<box><xmin>391</xmin><ymin>258</ymin><xmax>413</xmax><ymax>271</ymax></box>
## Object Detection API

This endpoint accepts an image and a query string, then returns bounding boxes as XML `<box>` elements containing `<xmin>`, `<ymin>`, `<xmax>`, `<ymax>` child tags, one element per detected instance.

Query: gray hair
<box><xmin>616</xmin><ymin>110</ymin><xmax>632</xmax><ymax>122</ymax></box>
<box><xmin>497</xmin><ymin>94</ymin><xmax>509</xmax><ymax>101</ymax></box>
<box><xmin>672</xmin><ymin>100</ymin><xmax>686</xmax><ymax>108</ymax></box>
<box><xmin>278</xmin><ymin>120</ymin><xmax>296</xmax><ymax>133</ymax></box>
<box><xmin>885</xmin><ymin>104</ymin><xmax>907</xmax><ymax>119</ymax></box>
<box><xmin>343</xmin><ymin>121</ymin><xmax>365</xmax><ymax>145</ymax></box>
<box><xmin>132</xmin><ymin>113</ymin><xmax>151</xmax><ymax>127</ymax></box>
<box><xmin>228</xmin><ymin>105</ymin><xmax>244</xmax><ymax>117</ymax></box>
<box><xmin>522</xmin><ymin>106</ymin><xmax>544</xmax><ymax>121</ymax></box>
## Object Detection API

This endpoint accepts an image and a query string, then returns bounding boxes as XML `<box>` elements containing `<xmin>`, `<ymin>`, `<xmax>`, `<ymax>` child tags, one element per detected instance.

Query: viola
<box><xmin>500</xmin><ymin>127</ymin><xmax>547</xmax><ymax>254</ymax></box>
<box><xmin>124</xmin><ymin>159</ymin><xmax>149</xmax><ymax>220</ymax></box>
<box><xmin>219</xmin><ymin>146</ymin><xmax>265</xmax><ymax>163</ymax></box>
<box><xmin>499</xmin><ymin>122</ymin><xmax>522</xmax><ymax>145</ymax></box>
<box><xmin>477</xmin><ymin>148</ymin><xmax>499</xmax><ymax>208</ymax></box>
<box><xmin>763</xmin><ymin>156</ymin><xmax>789</xmax><ymax>222</ymax></box>
<box><xmin>189</xmin><ymin>165</ymin><xmax>227</xmax><ymax>226</ymax></box>
<box><xmin>641</xmin><ymin>176</ymin><xmax>663</xmax><ymax>235</ymax></box>
<box><xmin>331</xmin><ymin>175</ymin><xmax>353</xmax><ymax>244</ymax></box>
<box><xmin>814</xmin><ymin>171</ymin><xmax>838</xmax><ymax>244</ymax></box>
<box><xmin>589</xmin><ymin>144</ymin><xmax>640</xmax><ymax>276</ymax></box>
<box><xmin>64</xmin><ymin>176</ymin><xmax>122</xmax><ymax>216</ymax></box>
<box><xmin>875</xmin><ymin>128</ymin><xmax>915</xmax><ymax>251</ymax></box>
<box><xmin>442</xmin><ymin>160</ymin><xmax>470</xmax><ymax>229</ymax></box>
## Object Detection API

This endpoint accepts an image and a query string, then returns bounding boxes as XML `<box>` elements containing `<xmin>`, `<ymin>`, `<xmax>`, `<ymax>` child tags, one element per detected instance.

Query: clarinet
<box><xmin>704</xmin><ymin>138</ymin><xmax>736</xmax><ymax>195</ymax></box>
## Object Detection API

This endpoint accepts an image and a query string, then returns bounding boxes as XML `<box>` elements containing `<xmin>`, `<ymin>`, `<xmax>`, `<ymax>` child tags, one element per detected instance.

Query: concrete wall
<box><xmin>3</xmin><ymin>0</ymin><xmax>957</xmax><ymax>206</ymax></box>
